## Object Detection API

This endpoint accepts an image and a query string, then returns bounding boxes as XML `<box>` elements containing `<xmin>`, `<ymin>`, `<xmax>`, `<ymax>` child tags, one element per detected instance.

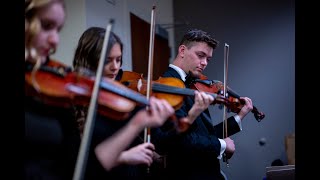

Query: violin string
<box><xmin>123</xmin><ymin>80</ymin><xmax>219</xmax><ymax>101</ymax></box>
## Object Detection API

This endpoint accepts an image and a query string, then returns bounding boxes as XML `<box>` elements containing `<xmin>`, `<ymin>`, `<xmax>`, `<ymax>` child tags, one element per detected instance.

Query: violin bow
<box><xmin>144</xmin><ymin>5</ymin><xmax>156</xmax><ymax>173</ymax></box>
<box><xmin>222</xmin><ymin>43</ymin><xmax>230</xmax><ymax>167</ymax></box>
<box><xmin>73</xmin><ymin>19</ymin><xmax>114</xmax><ymax>180</ymax></box>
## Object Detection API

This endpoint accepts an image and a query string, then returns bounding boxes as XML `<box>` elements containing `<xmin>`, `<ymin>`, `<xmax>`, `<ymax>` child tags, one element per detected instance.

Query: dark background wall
<box><xmin>172</xmin><ymin>0</ymin><xmax>295</xmax><ymax>179</ymax></box>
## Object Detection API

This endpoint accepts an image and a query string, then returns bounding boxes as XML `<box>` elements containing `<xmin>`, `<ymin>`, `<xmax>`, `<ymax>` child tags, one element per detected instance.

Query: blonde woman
<box><xmin>25</xmin><ymin>1</ymin><xmax>81</xmax><ymax>179</ymax></box>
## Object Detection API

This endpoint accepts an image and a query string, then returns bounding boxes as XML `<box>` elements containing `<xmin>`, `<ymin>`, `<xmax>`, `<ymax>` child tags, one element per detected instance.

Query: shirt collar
<box><xmin>169</xmin><ymin>64</ymin><xmax>187</xmax><ymax>82</ymax></box>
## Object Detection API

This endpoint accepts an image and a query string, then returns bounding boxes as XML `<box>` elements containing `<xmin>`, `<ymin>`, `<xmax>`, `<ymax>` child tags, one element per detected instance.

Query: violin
<box><xmin>120</xmin><ymin>71</ymin><xmax>184</xmax><ymax>110</ymax></box>
<box><xmin>25</xmin><ymin>60</ymin><xmax>149</xmax><ymax>120</ymax></box>
<box><xmin>25</xmin><ymin>60</ymin><xmax>192</xmax><ymax>132</ymax></box>
<box><xmin>185</xmin><ymin>71</ymin><xmax>265</xmax><ymax>122</ymax></box>
<box><xmin>120</xmin><ymin>71</ymin><xmax>227</xmax><ymax>108</ymax></box>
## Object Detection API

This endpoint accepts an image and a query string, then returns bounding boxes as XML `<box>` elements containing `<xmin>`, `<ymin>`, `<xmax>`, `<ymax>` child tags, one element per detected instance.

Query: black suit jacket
<box><xmin>150</xmin><ymin>67</ymin><xmax>241</xmax><ymax>180</ymax></box>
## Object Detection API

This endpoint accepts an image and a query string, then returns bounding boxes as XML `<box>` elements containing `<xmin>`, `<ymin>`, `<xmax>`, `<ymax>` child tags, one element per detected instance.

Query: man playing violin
<box><xmin>150</xmin><ymin>29</ymin><xmax>253</xmax><ymax>180</ymax></box>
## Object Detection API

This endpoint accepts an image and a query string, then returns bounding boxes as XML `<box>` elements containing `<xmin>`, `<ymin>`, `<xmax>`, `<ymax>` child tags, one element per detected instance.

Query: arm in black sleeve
<box><xmin>213</xmin><ymin>115</ymin><xmax>241</xmax><ymax>138</ymax></box>
<box><xmin>151</xmin><ymin>97</ymin><xmax>222</xmax><ymax>158</ymax></box>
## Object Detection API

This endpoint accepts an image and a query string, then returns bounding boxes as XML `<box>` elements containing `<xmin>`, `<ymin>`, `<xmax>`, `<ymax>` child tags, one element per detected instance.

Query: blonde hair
<box><xmin>25</xmin><ymin>0</ymin><xmax>65</xmax><ymax>61</ymax></box>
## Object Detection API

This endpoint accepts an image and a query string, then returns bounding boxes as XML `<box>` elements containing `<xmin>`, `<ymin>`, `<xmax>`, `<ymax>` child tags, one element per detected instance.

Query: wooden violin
<box><xmin>120</xmin><ymin>71</ymin><xmax>227</xmax><ymax>109</ymax></box>
<box><xmin>25</xmin><ymin>60</ymin><xmax>192</xmax><ymax>132</ymax></box>
<box><xmin>185</xmin><ymin>71</ymin><xmax>265</xmax><ymax>122</ymax></box>
<box><xmin>25</xmin><ymin>60</ymin><xmax>149</xmax><ymax>120</ymax></box>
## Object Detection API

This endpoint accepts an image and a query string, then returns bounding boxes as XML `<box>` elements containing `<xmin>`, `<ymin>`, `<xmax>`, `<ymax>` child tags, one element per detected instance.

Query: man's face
<box><xmin>180</xmin><ymin>42</ymin><xmax>213</xmax><ymax>75</ymax></box>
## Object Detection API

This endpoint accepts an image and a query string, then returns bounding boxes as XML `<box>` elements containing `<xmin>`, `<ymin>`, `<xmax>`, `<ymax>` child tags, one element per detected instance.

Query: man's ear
<box><xmin>178</xmin><ymin>45</ymin><xmax>186</xmax><ymax>58</ymax></box>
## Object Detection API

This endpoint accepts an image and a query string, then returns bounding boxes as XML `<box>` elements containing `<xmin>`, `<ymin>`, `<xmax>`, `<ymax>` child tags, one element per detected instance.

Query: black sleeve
<box><xmin>151</xmin><ymin>96</ymin><xmax>222</xmax><ymax>157</ymax></box>
<box><xmin>213</xmin><ymin>115</ymin><xmax>241</xmax><ymax>138</ymax></box>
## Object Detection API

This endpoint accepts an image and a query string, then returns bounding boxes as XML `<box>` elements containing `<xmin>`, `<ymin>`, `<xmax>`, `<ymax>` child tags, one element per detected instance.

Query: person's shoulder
<box><xmin>162</xmin><ymin>67</ymin><xmax>177</xmax><ymax>78</ymax></box>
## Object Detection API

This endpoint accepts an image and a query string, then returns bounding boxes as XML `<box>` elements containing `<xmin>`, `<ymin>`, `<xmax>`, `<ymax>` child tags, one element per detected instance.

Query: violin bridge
<box><xmin>137</xmin><ymin>78</ymin><xmax>143</xmax><ymax>92</ymax></box>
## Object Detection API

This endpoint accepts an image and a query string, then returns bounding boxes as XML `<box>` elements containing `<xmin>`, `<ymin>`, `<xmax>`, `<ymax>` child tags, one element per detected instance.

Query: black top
<box><xmin>150</xmin><ymin>67</ymin><xmax>241</xmax><ymax>180</ymax></box>
<box><xmin>25</xmin><ymin>96</ymin><xmax>81</xmax><ymax>180</ymax></box>
<box><xmin>83</xmin><ymin>107</ymin><xmax>152</xmax><ymax>180</ymax></box>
